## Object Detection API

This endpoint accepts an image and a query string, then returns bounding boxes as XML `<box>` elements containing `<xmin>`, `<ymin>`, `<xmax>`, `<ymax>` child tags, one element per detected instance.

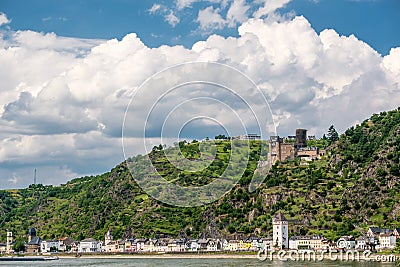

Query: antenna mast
<box><xmin>34</xmin><ymin>168</ymin><xmax>37</xmax><ymax>185</ymax></box>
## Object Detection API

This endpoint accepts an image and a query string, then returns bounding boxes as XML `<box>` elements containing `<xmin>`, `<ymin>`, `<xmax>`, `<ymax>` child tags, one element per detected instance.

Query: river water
<box><xmin>0</xmin><ymin>258</ymin><xmax>397</xmax><ymax>267</ymax></box>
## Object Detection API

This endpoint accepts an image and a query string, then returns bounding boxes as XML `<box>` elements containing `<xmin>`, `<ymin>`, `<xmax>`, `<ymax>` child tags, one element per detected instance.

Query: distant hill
<box><xmin>1</xmin><ymin>108</ymin><xmax>400</xmax><ymax>242</ymax></box>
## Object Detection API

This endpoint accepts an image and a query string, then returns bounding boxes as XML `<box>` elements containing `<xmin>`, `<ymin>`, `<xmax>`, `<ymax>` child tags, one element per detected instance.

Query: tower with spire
<box><xmin>6</xmin><ymin>230</ymin><xmax>13</xmax><ymax>254</ymax></box>
<box><xmin>105</xmin><ymin>229</ymin><xmax>113</xmax><ymax>246</ymax></box>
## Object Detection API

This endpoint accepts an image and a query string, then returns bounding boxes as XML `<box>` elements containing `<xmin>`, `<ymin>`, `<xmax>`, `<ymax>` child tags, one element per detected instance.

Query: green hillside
<box><xmin>1</xmin><ymin>108</ymin><xmax>400</xmax><ymax>243</ymax></box>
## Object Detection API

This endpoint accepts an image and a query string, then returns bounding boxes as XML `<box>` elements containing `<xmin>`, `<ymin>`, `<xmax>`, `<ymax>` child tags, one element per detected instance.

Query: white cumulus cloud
<box><xmin>0</xmin><ymin>12</ymin><xmax>10</xmax><ymax>26</ymax></box>
<box><xmin>0</xmin><ymin>10</ymin><xmax>399</xmax><ymax>189</ymax></box>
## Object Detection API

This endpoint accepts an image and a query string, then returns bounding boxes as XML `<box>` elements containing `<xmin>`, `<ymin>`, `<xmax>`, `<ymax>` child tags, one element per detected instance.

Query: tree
<box><xmin>327</xmin><ymin>125</ymin><xmax>339</xmax><ymax>144</ymax></box>
<box><xmin>13</xmin><ymin>241</ymin><xmax>26</xmax><ymax>252</ymax></box>
<box><xmin>393</xmin><ymin>239</ymin><xmax>400</xmax><ymax>254</ymax></box>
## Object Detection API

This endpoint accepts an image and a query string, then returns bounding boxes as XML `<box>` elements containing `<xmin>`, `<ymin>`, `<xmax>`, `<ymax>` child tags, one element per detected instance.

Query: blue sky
<box><xmin>1</xmin><ymin>0</ymin><xmax>399</xmax><ymax>55</ymax></box>
<box><xmin>0</xmin><ymin>0</ymin><xmax>400</xmax><ymax>189</ymax></box>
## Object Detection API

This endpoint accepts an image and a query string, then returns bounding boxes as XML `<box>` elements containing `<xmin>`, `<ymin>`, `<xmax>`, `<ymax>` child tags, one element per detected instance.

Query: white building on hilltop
<box><xmin>272</xmin><ymin>213</ymin><xmax>288</xmax><ymax>249</ymax></box>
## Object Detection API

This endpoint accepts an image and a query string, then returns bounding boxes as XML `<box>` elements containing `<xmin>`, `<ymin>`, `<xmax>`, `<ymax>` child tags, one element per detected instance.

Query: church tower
<box><xmin>28</xmin><ymin>227</ymin><xmax>36</xmax><ymax>243</ymax></box>
<box><xmin>6</xmin><ymin>230</ymin><xmax>13</xmax><ymax>254</ymax></box>
<box><xmin>105</xmin><ymin>229</ymin><xmax>113</xmax><ymax>246</ymax></box>
<box><xmin>272</xmin><ymin>213</ymin><xmax>288</xmax><ymax>249</ymax></box>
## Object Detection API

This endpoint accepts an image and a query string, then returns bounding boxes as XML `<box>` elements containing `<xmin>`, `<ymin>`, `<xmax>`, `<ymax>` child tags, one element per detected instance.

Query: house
<box><xmin>176</xmin><ymin>239</ymin><xmax>186</xmax><ymax>252</ymax></box>
<box><xmin>367</xmin><ymin>227</ymin><xmax>381</xmax><ymax>237</ymax></box>
<box><xmin>26</xmin><ymin>228</ymin><xmax>41</xmax><ymax>253</ymax></box>
<box><xmin>0</xmin><ymin>243</ymin><xmax>6</xmax><ymax>254</ymax></box>
<box><xmin>238</xmin><ymin>240</ymin><xmax>250</xmax><ymax>251</ymax></box>
<box><xmin>135</xmin><ymin>238</ymin><xmax>147</xmax><ymax>252</ymax></box>
<box><xmin>58</xmin><ymin>237</ymin><xmax>74</xmax><ymax>252</ymax></box>
<box><xmin>393</xmin><ymin>228</ymin><xmax>400</xmax><ymax>239</ymax></box>
<box><xmin>272</xmin><ymin>213</ymin><xmax>289</xmax><ymax>249</ymax></box>
<box><xmin>118</xmin><ymin>240</ymin><xmax>125</xmax><ymax>252</ymax></box>
<box><xmin>168</xmin><ymin>239</ymin><xmax>185</xmax><ymax>252</ymax></box>
<box><xmin>124</xmin><ymin>238</ymin><xmax>136</xmax><ymax>252</ymax></box>
<box><xmin>70</xmin><ymin>241</ymin><xmax>79</xmax><ymax>252</ymax></box>
<box><xmin>250</xmin><ymin>239</ymin><xmax>260</xmax><ymax>251</ymax></box>
<box><xmin>259</xmin><ymin>238</ymin><xmax>273</xmax><ymax>251</ymax></box>
<box><xmin>157</xmin><ymin>239</ymin><xmax>169</xmax><ymax>252</ymax></box>
<box><xmin>226</xmin><ymin>240</ymin><xmax>239</xmax><ymax>251</ymax></box>
<box><xmin>144</xmin><ymin>239</ymin><xmax>158</xmax><ymax>252</ymax></box>
<box><xmin>206</xmin><ymin>239</ymin><xmax>222</xmax><ymax>251</ymax></box>
<box><xmin>188</xmin><ymin>240</ymin><xmax>199</xmax><ymax>251</ymax></box>
<box><xmin>367</xmin><ymin>227</ymin><xmax>392</xmax><ymax>237</ymax></box>
<box><xmin>78</xmin><ymin>238</ymin><xmax>102</xmax><ymax>253</ymax></box>
<box><xmin>197</xmin><ymin>239</ymin><xmax>208</xmax><ymax>251</ymax></box>
<box><xmin>41</xmin><ymin>240</ymin><xmax>60</xmax><ymax>252</ymax></box>
<box><xmin>355</xmin><ymin>236</ymin><xmax>368</xmax><ymax>250</ymax></box>
<box><xmin>378</xmin><ymin>233</ymin><xmax>396</xmax><ymax>251</ymax></box>
<box><xmin>289</xmin><ymin>236</ymin><xmax>327</xmax><ymax>251</ymax></box>
<box><xmin>105</xmin><ymin>240</ymin><xmax>119</xmax><ymax>253</ymax></box>
<box><xmin>336</xmin><ymin>236</ymin><xmax>356</xmax><ymax>250</ymax></box>
<box><xmin>221</xmin><ymin>239</ymin><xmax>229</xmax><ymax>250</ymax></box>
<box><xmin>168</xmin><ymin>239</ymin><xmax>177</xmax><ymax>252</ymax></box>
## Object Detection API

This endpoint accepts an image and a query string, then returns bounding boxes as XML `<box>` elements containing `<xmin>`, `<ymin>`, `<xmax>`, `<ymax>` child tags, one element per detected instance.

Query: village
<box><xmin>0</xmin><ymin>129</ymin><xmax>399</xmax><ymax>255</ymax></box>
<box><xmin>1</xmin><ymin>213</ymin><xmax>399</xmax><ymax>255</ymax></box>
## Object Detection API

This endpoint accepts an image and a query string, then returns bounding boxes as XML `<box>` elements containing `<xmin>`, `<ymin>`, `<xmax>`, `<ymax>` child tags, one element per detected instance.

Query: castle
<box><xmin>269</xmin><ymin>129</ymin><xmax>325</xmax><ymax>164</ymax></box>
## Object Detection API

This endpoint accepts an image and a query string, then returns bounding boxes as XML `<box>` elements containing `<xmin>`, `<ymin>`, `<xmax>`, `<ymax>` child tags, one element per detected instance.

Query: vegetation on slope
<box><xmin>1</xmin><ymin>108</ymin><xmax>400</xmax><ymax>243</ymax></box>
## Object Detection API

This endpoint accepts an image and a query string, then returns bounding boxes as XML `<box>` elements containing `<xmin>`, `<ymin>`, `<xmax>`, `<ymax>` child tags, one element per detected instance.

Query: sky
<box><xmin>0</xmin><ymin>0</ymin><xmax>400</xmax><ymax>189</ymax></box>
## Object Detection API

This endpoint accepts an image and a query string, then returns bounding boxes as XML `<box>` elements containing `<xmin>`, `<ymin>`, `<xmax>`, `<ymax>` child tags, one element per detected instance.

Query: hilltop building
<box><xmin>272</xmin><ymin>213</ymin><xmax>288</xmax><ymax>249</ymax></box>
<box><xmin>269</xmin><ymin>129</ymin><xmax>324</xmax><ymax>164</ymax></box>
<box><xmin>294</xmin><ymin>129</ymin><xmax>307</xmax><ymax>149</ymax></box>
<box><xmin>269</xmin><ymin>136</ymin><xmax>296</xmax><ymax>163</ymax></box>
<box><xmin>234</xmin><ymin>134</ymin><xmax>261</xmax><ymax>140</ymax></box>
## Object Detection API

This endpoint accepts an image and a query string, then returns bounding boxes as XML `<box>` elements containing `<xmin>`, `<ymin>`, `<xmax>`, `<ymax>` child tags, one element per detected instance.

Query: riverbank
<box><xmin>57</xmin><ymin>252</ymin><xmax>258</xmax><ymax>259</ymax></box>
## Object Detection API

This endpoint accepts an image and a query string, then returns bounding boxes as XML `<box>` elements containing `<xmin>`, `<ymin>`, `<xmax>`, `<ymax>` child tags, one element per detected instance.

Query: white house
<box><xmin>272</xmin><ymin>213</ymin><xmax>289</xmax><ymax>249</ymax></box>
<box><xmin>78</xmin><ymin>238</ymin><xmax>102</xmax><ymax>253</ymax></box>
<box><xmin>337</xmin><ymin>236</ymin><xmax>356</xmax><ymax>250</ymax></box>
<box><xmin>58</xmin><ymin>237</ymin><xmax>74</xmax><ymax>252</ymax></box>
<box><xmin>189</xmin><ymin>240</ymin><xmax>199</xmax><ymax>251</ymax></box>
<box><xmin>135</xmin><ymin>239</ymin><xmax>147</xmax><ymax>252</ymax></box>
<box><xmin>259</xmin><ymin>238</ymin><xmax>273</xmax><ymax>251</ymax></box>
<box><xmin>206</xmin><ymin>239</ymin><xmax>221</xmax><ymax>251</ymax></box>
<box><xmin>355</xmin><ymin>236</ymin><xmax>368</xmax><ymax>250</ymax></box>
<box><xmin>378</xmin><ymin>234</ymin><xmax>396</xmax><ymax>251</ymax></box>
<box><xmin>289</xmin><ymin>235</ymin><xmax>328</xmax><ymax>251</ymax></box>
<box><xmin>41</xmin><ymin>240</ymin><xmax>60</xmax><ymax>252</ymax></box>
<box><xmin>0</xmin><ymin>243</ymin><xmax>6</xmax><ymax>254</ymax></box>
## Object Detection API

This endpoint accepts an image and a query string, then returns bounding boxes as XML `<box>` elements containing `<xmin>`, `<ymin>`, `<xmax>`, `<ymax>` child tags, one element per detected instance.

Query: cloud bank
<box><xmin>0</xmin><ymin>11</ymin><xmax>399</xmax><ymax>189</ymax></box>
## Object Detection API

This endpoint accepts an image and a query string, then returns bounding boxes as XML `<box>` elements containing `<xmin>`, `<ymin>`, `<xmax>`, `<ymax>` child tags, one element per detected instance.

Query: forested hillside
<box><xmin>1</xmin><ymin>108</ymin><xmax>400</xmax><ymax>243</ymax></box>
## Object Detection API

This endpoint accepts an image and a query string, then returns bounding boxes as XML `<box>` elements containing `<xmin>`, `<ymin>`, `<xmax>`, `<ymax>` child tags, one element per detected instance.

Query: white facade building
<box><xmin>41</xmin><ymin>240</ymin><xmax>60</xmax><ymax>252</ymax></box>
<box><xmin>378</xmin><ymin>234</ymin><xmax>396</xmax><ymax>250</ymax></box>
<box><xmin>272</xmin><ymin>213</ymin><xmax>289</xmax><ymax>249</ymax></box>
<box><xmin>78</xmin><ymin>238</ymin><xmax>102</xmax><ymax>253</ymax></box>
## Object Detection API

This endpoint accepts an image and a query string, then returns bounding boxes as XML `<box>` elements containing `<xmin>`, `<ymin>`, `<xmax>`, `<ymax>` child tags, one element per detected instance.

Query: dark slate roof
<box><xmin>274</xmin><ymin>213</ymin><xmax>287</xmax><ymax>221</ymax></box>
<box><xmin>28</xmin><ymin>228</ymin><xmax>37</xmax><ymax>236</ymax></box>
<box><xmin>28</xmin><ymin>236</ymin><xmax>41</xmax><ymax>245</ymax></box>
<box><xmin>395</xmin><ymin>228</ymin><xmax>400</xmax><ymax>234</ymax></box>
<box><xmin>368</xmin><ymin>227</ymin><xmax>381</xmax><ymax>233</ymax></box>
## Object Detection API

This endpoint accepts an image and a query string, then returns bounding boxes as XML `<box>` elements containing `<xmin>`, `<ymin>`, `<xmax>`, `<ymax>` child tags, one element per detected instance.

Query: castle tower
<box><xmin>6</xmin><ymin>230</ymin><xmax>13</xmax><ymax>254</ymax></box>
<box><xmin>295</xmin><ymin>129</ymin><xmax>307</xmax><ymax>149</ymax></box>
<box><xmin>105</xmin><ymin>230</ymin><xmax>113</xmax><ymax>246</ymax></box>
<box><xmin>272</xmin><ymin>213</ymin><xmax>288</xmax><ymax>249</ymax></box>
<box><xmin>28</xmin><ymin>227</ymin><xmax>36</xmax><ymax>243</ymax></box>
